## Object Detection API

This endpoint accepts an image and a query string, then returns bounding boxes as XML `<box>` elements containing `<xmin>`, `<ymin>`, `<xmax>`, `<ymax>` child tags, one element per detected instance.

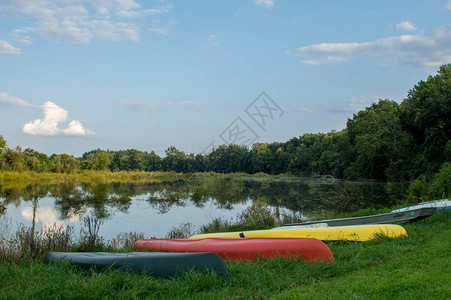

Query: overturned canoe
<box><xmin>46</xmin><ymin>252</ymin><xmax>229</xmax><ymax>277</ymax></box>
<box><xmin>281</xmin><ymin>207</ymin><xmax>436</xmax><ymax>228</ymax></box>
<box><xmin>189</xmin><ymin>224</ymin><xmax>407</xmax><ymax>242</ymax></box>
<box><xmin>134</xmin><ymin>237</ymin><xmax>334</xmax><ymax>262</ymax></box>
<box><xmin>391</xmin><ymin>199</ymin><xmax>451</xmax><ymax>212</ymax></box>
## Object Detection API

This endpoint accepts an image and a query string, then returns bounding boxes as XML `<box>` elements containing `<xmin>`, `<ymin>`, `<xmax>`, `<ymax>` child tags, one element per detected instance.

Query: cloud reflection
<box><xmin>21</xmin><ymin>205</ymin><xmax>84</xmax><ymax>229</ymax></box>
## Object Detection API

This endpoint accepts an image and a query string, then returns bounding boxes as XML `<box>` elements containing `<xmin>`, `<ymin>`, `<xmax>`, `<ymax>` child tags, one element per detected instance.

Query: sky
<box><xmin>0</xmin><ymin>0</ymin><xmax>450</xmax><ymax>157</ymax></box>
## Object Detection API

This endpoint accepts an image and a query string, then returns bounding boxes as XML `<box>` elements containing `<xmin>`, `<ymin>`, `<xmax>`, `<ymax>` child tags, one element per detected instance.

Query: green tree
<box><xmin>4</xmin><ymin>146</ymin><xmax>23</xmax><ymax>171</ymax></box>
<box><xmin>287</xmin><ymin>141</ymin><xmax>312</xmax><ymax>176</ymax></box>
<box><xmin>130</xmin><ymin>150</ymin><xmax>146</xmax><ymax>170</ymax></box>
<box><xmin>287</xmin><ymin>134</ymin><xmax>324</xmax><ymax>176</ymax></box>
<box><xmin>22</xmin><ymin>148</ymin><xmax>51</xmax><ymax>172</ymax></box>
<box><xmin>50</xmin><ymin>154</ymin><xmax>79</xmax><ymax>173</ymax></box>
<box><xmin>268</xmin><ymin>143</ymin><xmax>289</xmax><ymax>174</ymax></box>
<box><xmin>60</xmin><ymin>154</ymin><xmax>80</xmax><ymax>173</ymax></box>
<box><xmin>250</xmin><ymin>143</ymin><xmax>273</xmax><ymax>173</ymax></box>
<box><xmin>347</xmin><ymin>99</ymin><xmax>412</xmax><ymax>180</ymax></box>
<box><xmin>314</xmin><ymin>131</ymin><xmax>352</xmax><ymax>178</ymax></box>
<box><xmin>50</xmin><ymin>154</ymin><xmax>63</xmax><ymax>173</ymax></box>
<box><xmin>81</xmin><ymin>149</ymin><xmax>111</xmax><ymax>171</ymax></box>
<box><xmin>110</xmin><ymin>150</ymin><xmax>131</xmax><ymax>171</ymax></box>
<box><xmin>406</xmin><ymin>162</ymin><xmax>451</xmax><ymax>201</ymax></box>
<box><xmin>429</xmin><ymin>162</ymin><xmax>451</xmax><ymax>198</ymax></box>
<box><xmin>0</xmin><ymin>135</ymin><xmax>6</xmax><ymax>169</ymax></box>
<box><xmin>163</xmin><ymin>146</ymin><xmax>187</xmax><ymax>172</ymax></box>
<box><xmin>146</xmin><ymin>151</ymin><xmax>162</xmax><ymax>171</ymax></box>
<box><xmin>192</xmin><ymin>154</ymin><xmax>207</xmax><ymax>172</ymax></box>
<box><xmin>400</xmin><ymin>63</ymin><xmax>451</xmax><ymax>178</ymax></box>
<box><xmin>208</xmin><ymin>144</ymin><xmax>250</xmax><ymax>173</ymax></box>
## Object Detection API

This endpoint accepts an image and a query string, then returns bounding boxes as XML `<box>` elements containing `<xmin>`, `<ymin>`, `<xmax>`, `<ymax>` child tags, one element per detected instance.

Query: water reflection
<box><xmin>0</xmin><ymin>176</ymin><xmax>408</xmax><ymax>238</ymax></box>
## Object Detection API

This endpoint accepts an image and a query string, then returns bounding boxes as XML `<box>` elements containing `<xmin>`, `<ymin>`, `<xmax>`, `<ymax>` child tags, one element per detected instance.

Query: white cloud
<box><xmin>0</xmin><ymin>40</ymin><xmax>21</xmax><ymax>54</ymax></box>
<box><xmin>208</xmin><ymin>34</ymin><xmax>219</xmax><ymax>46</ymax></box>
<box><xmin>148</xmin><ymin>27</ymin><xmax>169</xmax><ymax>35</ymax></box>
<box><xmin>0</xmin><ymin>92</ymin><xmax>35</xmax><ymax>107</ymax></box>
<box><xmin>23</xmin><ymin>101</ymin><xmax>68</xmax><ymax>136</ymax></box>
<box><xmin>118</xmin><ymin>100</ymin><xmax>201</xmax><ymax>111</ymax></box>
<box><xmin>62</xmin><ymin>120</ymin><xmax>96</xmax><ymax>136</ymax></box>
<box><xmin>89</xmin><ymin>20</ymin><xmax>140</xmax><ymax>41</ymax></box>
<box><xmin>167</xmin><ymin>101</ymin><xmax>201</xmax><ymax>110</ymax></box>
<box><xmin>445</xmin><ymin>1</ymin><xmax>451</xmax><ymax>10</ymax></box>
<box><xmin>19</xmin><ymin>38</ymin><xmax>33</xmax><ymax>45</ymax></box>
<box><xmin>10</xmin><ymin>28</ymin><xmax>34</xmax><ymax>45</ymax></box>
<box><xmin>88</xmin><ymin>0</ymin><xmax>141</xmax><ymax>15</ymax></box>
<box><xmin>0</xmin><ymin>0</ymin><xmax>172</xmax><ymax>43</ymax></box>
<box><xmin>294</xmin><ymin>108</ymin><xmax>313</xmax><ymax>113</ymax></box>
<box><xmin>395</xmin><ymin>21</ymin><xmax>417</xmax><ymax>31</ymax></box>
<box><xmin>327</xmin><ymin>56</ymin><xmax>348</xmax><ymax>62</ymax></box>
<box><xmin>301</xmin><ymin>56</ymin><xmax>347</xmax><ymax>65</ymax></box>
<box><xmin>287</xmin><ymin>24</ymin><xmax>451</xmax><ymax>68</ymax></box>
<box><xmin>22</xmin><ymin>101</ymin><xmax>95</xmax><ymax>136</ymax></box>
<box><xmin>301</xmin><ymin>59</ymin><xmax>320</xmax><ymax>65</ymax></box>
<box><xmin>117</xmin><ymin>4</ymin><xmax>173</xmax><ymax>18</ymax></box>
<box><xmin>252</xmin><ymin>0</ymin><xmax>274</xmax><ymax>8</ymax></box>
<box><xmin>329</xmin><ymin>95</ymin><xmax>388</xmax><ymax>113</ymax></box>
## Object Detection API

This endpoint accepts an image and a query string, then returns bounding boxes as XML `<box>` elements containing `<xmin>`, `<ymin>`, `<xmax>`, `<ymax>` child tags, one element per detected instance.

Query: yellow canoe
<box><xmin>189</xmin><ymin>224</ymin><xmax>407</xmax><ymax>242</ymax></box>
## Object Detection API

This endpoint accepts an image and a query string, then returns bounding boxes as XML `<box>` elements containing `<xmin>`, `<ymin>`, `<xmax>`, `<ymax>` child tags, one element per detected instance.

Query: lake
<box><xmin>0</xmin><ymin>175</ymin><xmax>408</xmax><ymax>240</ymax></box>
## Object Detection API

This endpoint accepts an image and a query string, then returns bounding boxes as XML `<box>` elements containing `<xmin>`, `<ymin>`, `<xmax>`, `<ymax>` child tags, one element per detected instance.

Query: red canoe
<box><xmin>134</xmin><ymin>237</ymin><xmax>334</xmax><ymax>262</ymax></box>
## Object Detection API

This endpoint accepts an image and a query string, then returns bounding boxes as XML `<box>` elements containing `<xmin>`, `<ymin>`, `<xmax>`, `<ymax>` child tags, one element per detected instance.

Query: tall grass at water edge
<box><xmin>0</xmin><ymin>171</ymin><xmax>301</xmax><ymax>186</ymax></box>
<box><xmin>0</xmin><ymin>170</ymin><xmax>186</xmax><ymax>185</ymax></box>
<box><xmin>0</xmin><ymin>216</ymin><xmax>144</xmax><ymax>262</ymax></box>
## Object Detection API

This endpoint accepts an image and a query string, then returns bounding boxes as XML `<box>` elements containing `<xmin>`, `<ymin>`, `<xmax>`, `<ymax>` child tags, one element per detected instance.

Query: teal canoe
<box><xmin>46</xmin><ymin>252</ymin><xmax>229</xmax><ymax>277</ymax></box>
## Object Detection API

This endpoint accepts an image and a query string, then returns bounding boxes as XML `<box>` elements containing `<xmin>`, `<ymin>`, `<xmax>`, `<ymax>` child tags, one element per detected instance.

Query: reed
<box><xmin>0</xmin><ymin>170</ymin><xmax>299</xmax><ymax>185</ymax></box>
<box><xmin>0</xmin><ymin>170</ymin><xmax>183</xmax><ymax>184</ymax></box>
<box><xmin>166</xmin><ymin>222</ymin><xmax>195</xmax><ymax>239</ymax></box>
<box><xmin>0</xmin><ymin>216</ymin><xmax>146</xmax><ymax>261</ymax></box>
<box><xmin>199</xmin><ymin>204</ymin><xmax>302</xmax><ymax>234</ymax></box>
<box><xmin>76</xmin><ymin>216</ymin><xmax>105</xmax><ymax>252</ymax></box>
<box><xmin>108</xmin><ymin>232</ymin><xmax>145</xmax><ymax>251</ymax></box>
<box><xmin>0</xmin><ymin>223</ymin><xmax>73</xmax><ymax>261</ymax></box>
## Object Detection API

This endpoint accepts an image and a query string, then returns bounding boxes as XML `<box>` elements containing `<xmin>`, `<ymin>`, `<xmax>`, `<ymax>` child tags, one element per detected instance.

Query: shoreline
<box><xmin>0</xmin><ymin>210</ymin><xmax>449</xmax><ymax>299</ymax></box>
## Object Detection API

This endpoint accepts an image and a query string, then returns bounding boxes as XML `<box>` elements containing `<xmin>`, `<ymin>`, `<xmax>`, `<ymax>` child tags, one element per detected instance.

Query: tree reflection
<box><xmin>0</xmin><ymin>176</ymin><xmax>409</xmax><ymax>222</ymax></box>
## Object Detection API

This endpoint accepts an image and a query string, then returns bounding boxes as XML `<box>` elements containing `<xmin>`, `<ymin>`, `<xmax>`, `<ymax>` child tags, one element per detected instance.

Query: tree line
<box><xmin>1</xmin><ymin>64</ymin><xmax>450</xmax><ymax>185</ymax></box>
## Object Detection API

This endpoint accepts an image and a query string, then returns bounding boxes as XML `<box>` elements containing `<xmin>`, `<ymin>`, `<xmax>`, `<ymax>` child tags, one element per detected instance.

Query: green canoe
<box><xmin>281</xmin><ymin>207</ymin><xmax>436</xmax><ymax>228</ymax></box>
<box><xmin>46</xmin><ymin>252</ymin><xmax>229</xmax><ymax>278</ymax></box>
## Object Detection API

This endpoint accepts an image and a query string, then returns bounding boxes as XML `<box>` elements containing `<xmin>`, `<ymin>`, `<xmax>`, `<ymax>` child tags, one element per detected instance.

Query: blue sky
<box><xmin>1</xmin><ymin>0</ymin><xmax>450</xmax><ymax>157</ymax></box>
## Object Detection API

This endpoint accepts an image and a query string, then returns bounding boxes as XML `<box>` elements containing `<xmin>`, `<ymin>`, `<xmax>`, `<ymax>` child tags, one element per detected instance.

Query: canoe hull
<box><xmin>134</xmin><ymin>237</ymin><xmax>335</xmax><ymax>262</ymax></box>
<box><xmin>189</xmin><ymin>224</ymin><xmax>407</xmax><ymax>242</ymax></box>
<box><xmin>281</xmin><ymin>207</ymin><xmax>436</xmax><ymax>228</ymax></box>
<box><xmin>391</xmin><ymin>199</ymin><xmax>450</xmax><ymax>212</ymax></box>
<box><xmin>46</xmin><ymin>252</ymin><xmax>229</xmax><ymax>277</ymax></box>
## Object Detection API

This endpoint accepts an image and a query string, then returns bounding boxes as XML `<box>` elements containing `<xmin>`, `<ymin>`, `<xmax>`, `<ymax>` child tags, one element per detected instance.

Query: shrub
<box><xmin>406</xmin><ymin>162</ymin><xmax>451</xmax><ymax>202</ymax></box>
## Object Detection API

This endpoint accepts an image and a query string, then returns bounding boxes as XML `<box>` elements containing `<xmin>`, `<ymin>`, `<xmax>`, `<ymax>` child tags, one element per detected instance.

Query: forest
<box><xmin>1</xmin><ymin>64</ymin><xmax>450</xmax><ymax>199</ymax></box>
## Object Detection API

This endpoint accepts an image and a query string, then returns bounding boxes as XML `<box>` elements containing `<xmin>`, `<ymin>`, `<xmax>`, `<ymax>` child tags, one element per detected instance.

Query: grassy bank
<box><xmin>0</xmin><ymin>170</ymin><xmax>298</xmax><ymax>184</ymax></box>
<box><xmin>1</xmin><ymin>211</ymin><xmax>449</xmax><ymax>299</ymax></box>
<box><xmin>0</xmin><ymin>170</ymin><xmax>181</xmax><ymax>184</ymax></box>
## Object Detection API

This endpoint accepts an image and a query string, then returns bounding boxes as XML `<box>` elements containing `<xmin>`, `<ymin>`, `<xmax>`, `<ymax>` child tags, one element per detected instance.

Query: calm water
<box><xmin>0</xmin><ymin>176</ymin><xmax>408</xmax><ymax>240</ymax></box>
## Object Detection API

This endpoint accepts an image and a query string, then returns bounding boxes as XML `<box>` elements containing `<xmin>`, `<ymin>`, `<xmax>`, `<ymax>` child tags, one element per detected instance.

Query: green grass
<box><xmin>275</xmin><ymin>212</ymin><xmax>451</xmax><ymax>299</ymax></box>
<box><xmin>0</xmin><ymin>170</ymin><xmax>183</xmax><ymax>185</ymax></box>
<box><xmin>1</xmin><ymin>211</ymin><xmax>449</xmax><ymax>299</ymax></box>
<box><xmin>0</xmin><ymin>170</ymin><xmax>299</xmax><ymax>185</ymax></box>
